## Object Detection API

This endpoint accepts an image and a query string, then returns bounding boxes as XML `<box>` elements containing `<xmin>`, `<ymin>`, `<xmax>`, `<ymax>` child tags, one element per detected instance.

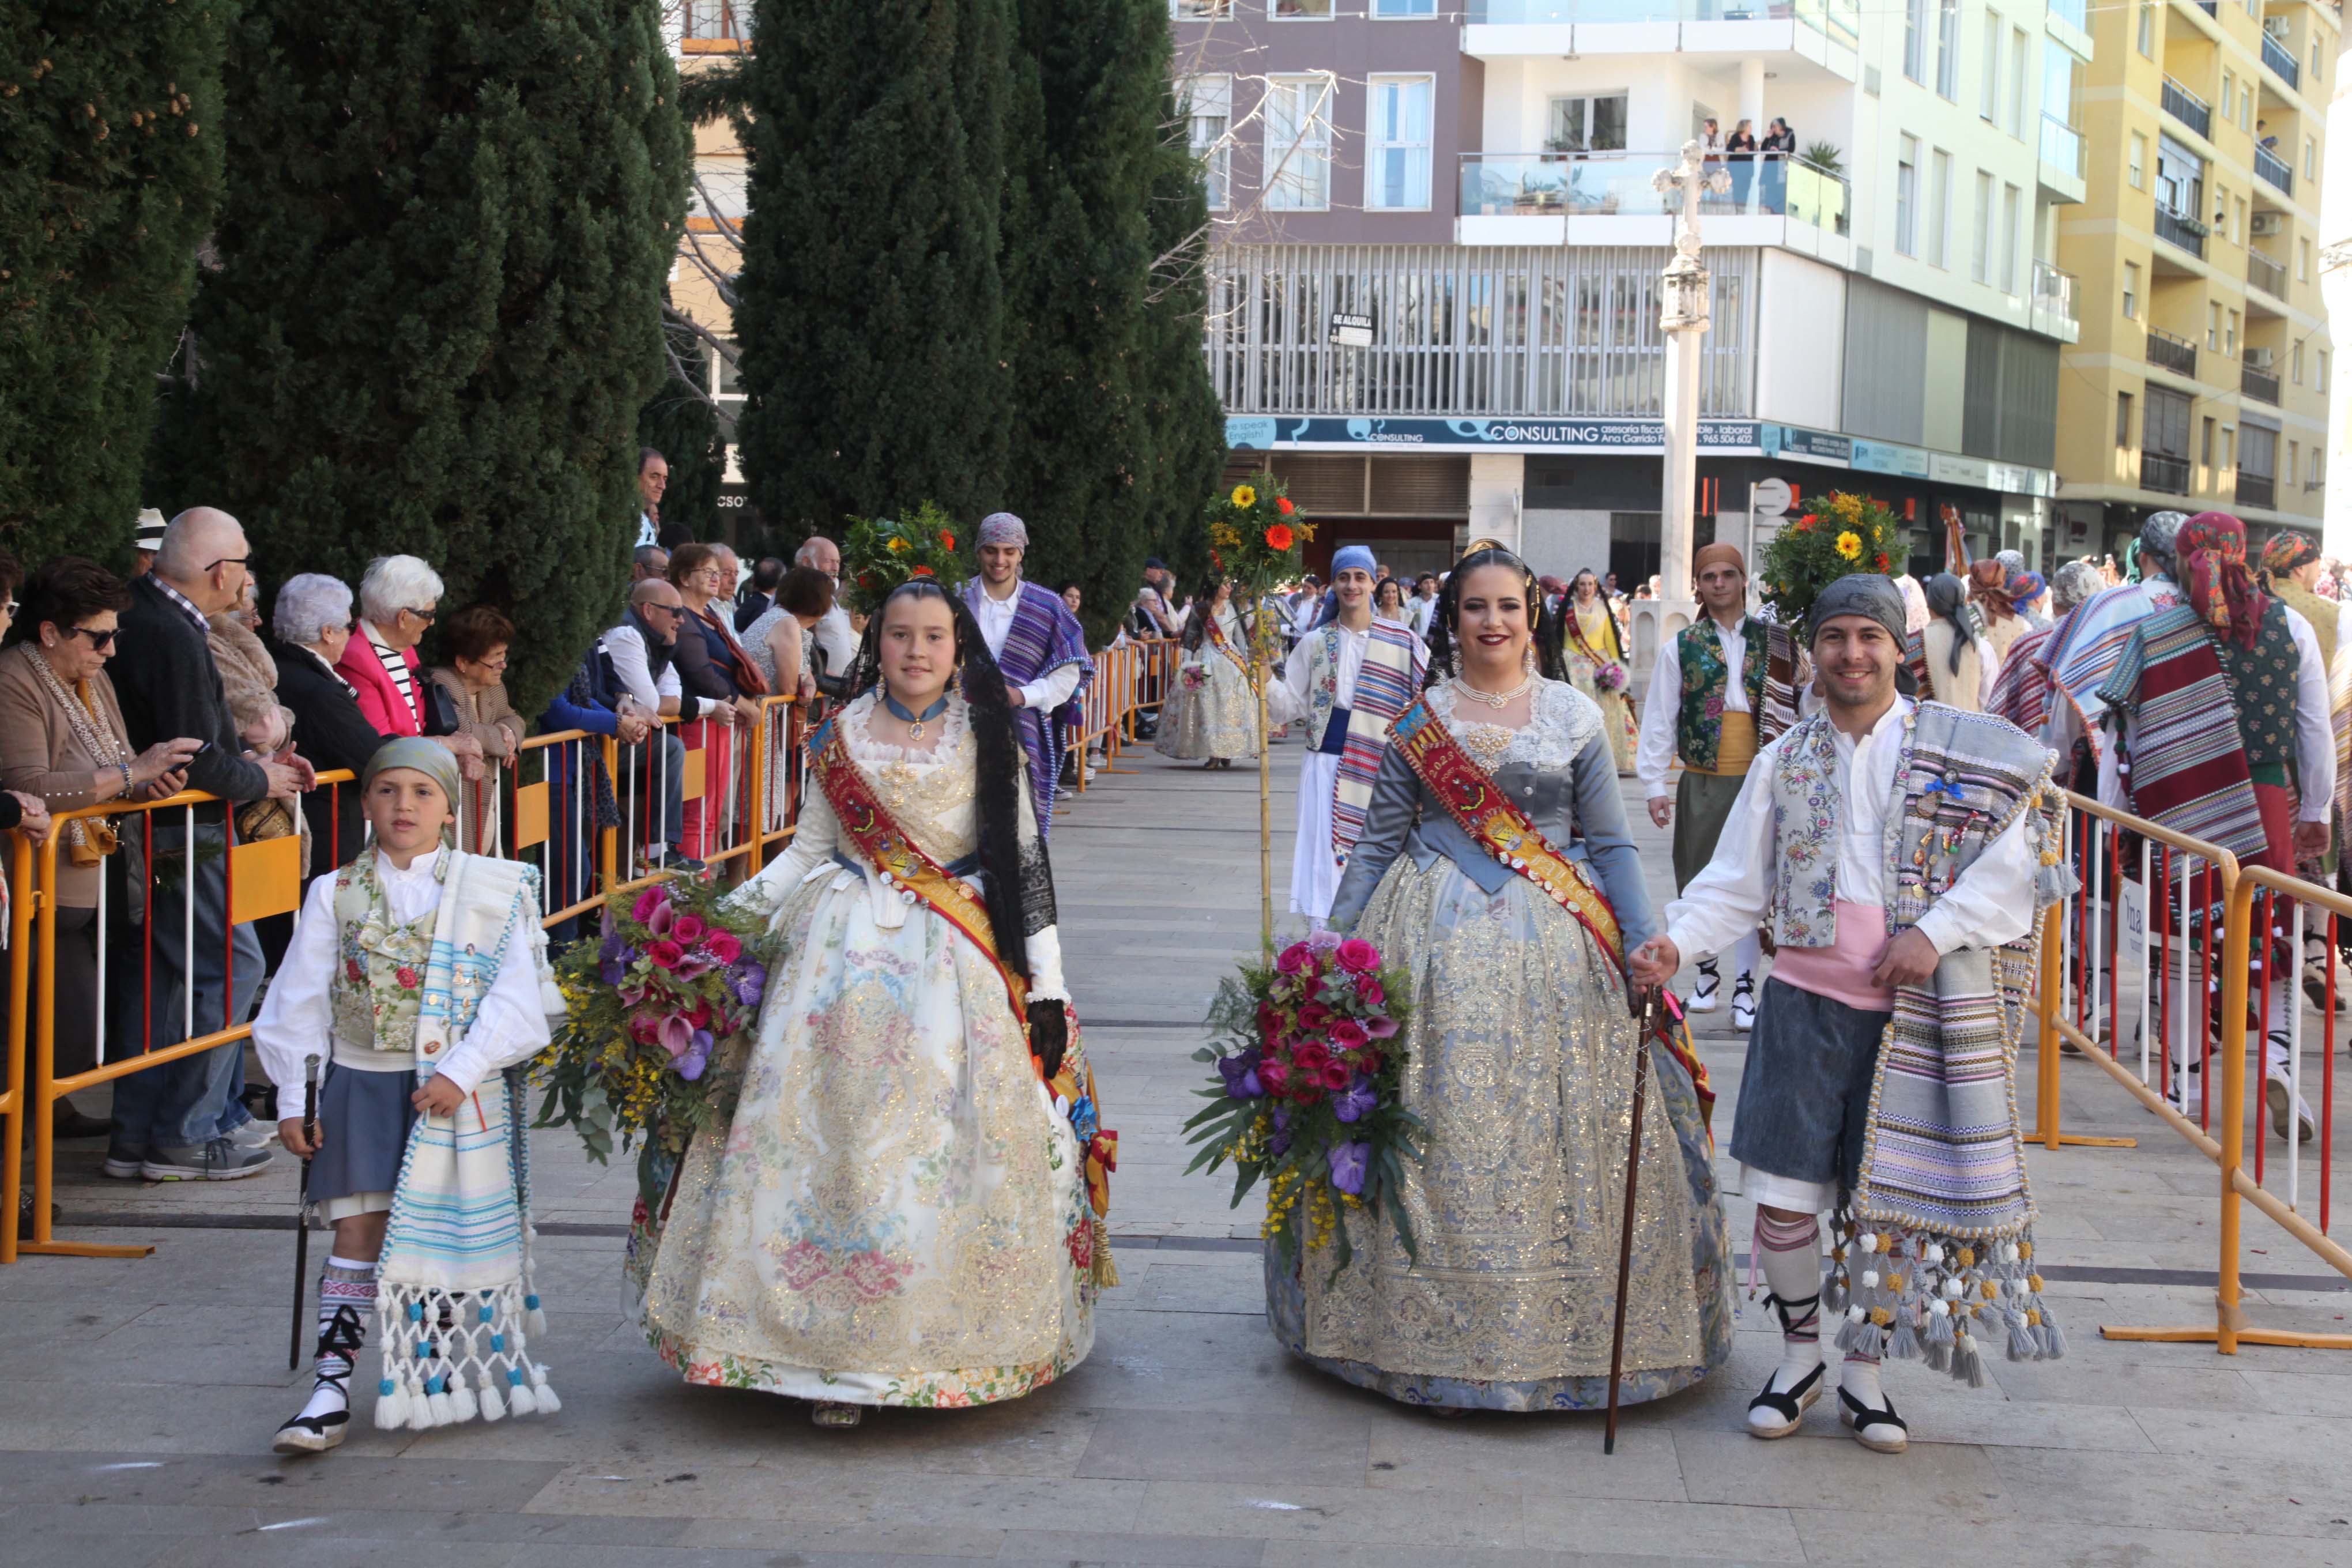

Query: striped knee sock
<box><xmin>299</xmin><ymin>1255</ymin><xmax>376</xmax><ymax>1423</ymax></box>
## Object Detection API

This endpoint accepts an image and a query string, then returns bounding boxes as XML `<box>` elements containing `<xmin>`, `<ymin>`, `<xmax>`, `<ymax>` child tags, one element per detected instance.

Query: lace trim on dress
<box><xmin>840</xmin><ymin>688</ymin><xmax>974</xmax><ymax>768</ymax></box>
<box><xmin>1426</xmin><ymin>677</ymin><xmax>1601</xmax><ymax>771</ymax></box>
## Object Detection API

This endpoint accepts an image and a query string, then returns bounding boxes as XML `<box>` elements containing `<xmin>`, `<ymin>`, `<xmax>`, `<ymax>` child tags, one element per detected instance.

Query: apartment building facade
<box><xmin>2052</xmin><ymin>0</ymin><xmax>2335</xmax><ymax>560</ymax></box>
<box><xmin>1175</xmin><ymin>0</ymin><xmax>2094</xmax><ymax>585</ymax></box>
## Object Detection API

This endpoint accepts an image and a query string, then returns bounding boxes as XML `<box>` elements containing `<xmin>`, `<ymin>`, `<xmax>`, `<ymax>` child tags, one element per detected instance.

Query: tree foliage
<box><xmin>730</xmin><ymin>0</ymin><xmax>1010</xmax><ymax>544</ymax></box>
<box><xmin>159</xmin><ymin>0</ymin><xmax>688</xmax><ymax>717</ymax></box>
<box><xmin>0</xmin><ymin>0</ymin><xmax>229</xmax><ymax>567</ymax></box>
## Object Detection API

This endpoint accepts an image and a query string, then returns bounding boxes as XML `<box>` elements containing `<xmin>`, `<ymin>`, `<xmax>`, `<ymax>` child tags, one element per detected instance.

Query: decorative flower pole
<box><xmin>1205</xmin><ymin>478</ymin><xmax>1313</xmax><ymax>951</ymax></box>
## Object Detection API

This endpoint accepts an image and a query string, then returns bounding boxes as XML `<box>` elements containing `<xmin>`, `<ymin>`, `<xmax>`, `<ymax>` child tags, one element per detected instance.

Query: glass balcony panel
<box><xmin>2039</xmin><ymin>115</ymin><xmax>2085</xmax><ymax>178</ymax></box>
<box><xmin>2031</xmin><ymin>259</ymin><xmax>2078</xmax><ymax>328</ymax></box>
<box><xmin>1460</xmin><ymin>151</ymin><xmax>1847</xmax><ymax>233</ymax></box>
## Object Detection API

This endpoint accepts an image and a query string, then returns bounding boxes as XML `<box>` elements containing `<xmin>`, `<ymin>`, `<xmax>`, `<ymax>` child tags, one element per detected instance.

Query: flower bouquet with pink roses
<box><xmin>534</xmin><ymin>876</ymin><xmax>774</xmax><ymax>1180</ymax></box>
<box><xmin>1595</xmin><ymin>662</ymin><xmax>1628</xmax><ymax>693</ymax></box>
<box><xmin>1185</xmin><ymin>931</ymin><xmax>1421</xmax><ymax>1278</ymax></box>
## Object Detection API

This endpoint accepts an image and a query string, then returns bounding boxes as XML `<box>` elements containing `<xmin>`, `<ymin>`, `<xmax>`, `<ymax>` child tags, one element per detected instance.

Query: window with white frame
<box><xmin>1905</xmin><ymin>0</ymin><xmax>1926</xmax><ymax>82</ymax></box>
<box><xmin>1168</xmin><ymin>0</ymin><xmax>1230</xmax><ymax>15</ymax></box>
<box><xmin>2225</xmin><ymin>307</ymin><xmax>2238</xmax><ymax>357</ymax></box>
<box><xmin>1366</xmin><ymin>75</ymin><xmax>1433</xmax><ymax>210</ymax></box>
<box><xmin>1371</xmin><ymin>0</ymin><xmax>1437</xmax><ymax>13</ymax></box>
<box><xmin>2307</xmin><ymin>136</ymin><xmax>2319</xmax><ymax>180</ymax></box>
<box><xmin>1981</xmin><ymin>12</ymin><xmax>2002</xmax><ymax>119</ymax></box>
<box><xmin>1271</xmin><ymin>0</ymin><xmax>1330</xmax><ymax>17</ymax></box>
<box><xmin>2000</xmin><ymin>182</ymin><xmax>2020</xmax><ymax>293</ymax></box>
<box><xmin>2221</xmin><ymin>72</ymin><xmax>2234</xmax><ymax>123</ymax></box>
<box><xmin>1896</xmin><ymin>135</ymin><xmax>1920</xmax><ymax>254</ymax></box>
<box><xmin>2129</xmin><ymin>133</ymin><xmax>2146</xmax><ymax>189</ymax></box>
<box><xmin>2123</xmin><ymin>261</ymin><xmax>2139</xmax><ymax>319</ymax></box>
<box><xmin>2208</xmin><ymin>301</ymin><xmax>2223</xmax><ymax>352</ymax></box>
<box><xmin>1263</xmin><ymin>74</ymin><xmax>1333</xmax><ymax>210</ymax></box>
<box><xmin>1184</xmin><ymin>76</ymin><xmax>1232</xmax><ymax>212</ymax></box>
<box><xmin>1929</xmin><ymin>149</ymin><xmax>1952</xmax><ymax>266</ymax></box>
<box><xmin>2008</xmin><ymin>26</ymin><xmax>2028</xmax><ymax>135</ymax></box>
<box><xmin>2293</xmin><ymin>341</ymin><xmax>2306</xmax><ymax>383</ymax></box>
<box><xmin>1936</xmin><ymin>0</ymin><xmax>1959</xmax><ymax>97</ymax></box>
<box><xmin>2137</xmin><ymin>1</ymin><xmax>2154</xmax><ymax>56</ymax></box>
<box><xmin>1548</xmin><ymin>93</ymin><xmax>1627</xmax><ymax>153</ymax></box>
<box><xmin>1972</xmin><ymin>170</ymin><xmax>1993</xmax><ymax>282</ymax></box>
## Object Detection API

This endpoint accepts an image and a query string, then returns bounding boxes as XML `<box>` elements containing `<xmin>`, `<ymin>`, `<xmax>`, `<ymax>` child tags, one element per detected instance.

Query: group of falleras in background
<box><xmin>262</xmin><ymin>514</ymin><xmax>2068</xmax><ymax>1461</ymax></box>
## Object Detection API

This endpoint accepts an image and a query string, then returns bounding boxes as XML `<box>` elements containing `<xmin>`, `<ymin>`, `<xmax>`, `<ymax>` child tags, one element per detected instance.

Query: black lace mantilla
<box><xmin>1018</xmin><ymin>836</ymin><xmax>1057</xmax><ymax>936</ymax></box>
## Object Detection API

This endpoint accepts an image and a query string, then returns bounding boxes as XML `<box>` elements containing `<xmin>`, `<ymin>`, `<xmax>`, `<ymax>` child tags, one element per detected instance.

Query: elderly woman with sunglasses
<box><xmin>0</xmin><ymin>556</ymin><xmax>205</xmax><ymax>1135</ymax></box>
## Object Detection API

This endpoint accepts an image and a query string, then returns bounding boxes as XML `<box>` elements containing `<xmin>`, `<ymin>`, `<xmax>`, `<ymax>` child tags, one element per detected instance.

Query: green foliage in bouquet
<box><xmin>840</xmin><ymin>499</ymin><xmax>970</xmax><ymax>617</ymax></box>
<box><xmin>1204</xmin><ymin>473</ymin><xmax>1316</xmax><ymax>595</ymax></box>
<box><xmin>536</xmin><ymin>876</ymin><xmax>774</xmax><ymax>1197</ymax></box>
<box><xmin>1761</xmin><ymin>491</ymin><xmax>1908</xmax><ymax>632</ymax></box>
<box><xmin>1186</xmin><ymin>934</ymin><xmax>1423</xmax><ymax>1282</ymax></box>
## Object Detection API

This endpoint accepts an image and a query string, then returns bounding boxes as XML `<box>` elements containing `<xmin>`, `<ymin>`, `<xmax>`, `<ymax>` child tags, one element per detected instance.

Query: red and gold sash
<box><xmin>810</xmin><ymin>717</ymin><xmax>1032</xmax><ymax>1042</ymax></box>
<box><xmin>1203</xmin><ymin>614</ymin><xmax>1257</xmax><ymax>692</ymax></box>
<box><xmin>1387</xmin><ymin>696</ymin><xmax>1626</xmax><ymax>977</ymax></box>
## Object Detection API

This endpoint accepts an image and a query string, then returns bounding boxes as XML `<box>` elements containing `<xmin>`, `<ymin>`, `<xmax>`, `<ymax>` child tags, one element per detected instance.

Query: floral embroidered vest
<box><xmin>330</xmin><ymin>850</ymin><xmax>446</xmax><ymax>1056</ymax></box>
<box><xmin>1676</xmin><ymin>617</ymin><xmax>1768</xmax><ymax>772</ymax></box>
<box><xmin>1765</xmin><ymin>703</ymin><xmax>2056</xmax><ymax>948</ymax></box>
<box><xmin>1305</xmin><ymin>624</ymin><xmax>1343</xmax><ymax>745</ymax></box>
<box><xmin>2211</xmin><ymin>599</ymin><xmax>2300</xmax><ymax>790</ymax></box>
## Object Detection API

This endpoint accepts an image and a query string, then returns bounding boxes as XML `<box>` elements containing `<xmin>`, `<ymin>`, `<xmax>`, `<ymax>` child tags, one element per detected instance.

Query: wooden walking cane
<box><xmin>288</xmin><ymin>1054</ymin><xmax>319</xmax><ymax>1371</ymax></box>
<box><xmin>1604</xmin><ymin>994</ymin><xmax>1654</xmax><ymax>1454</ymax></box>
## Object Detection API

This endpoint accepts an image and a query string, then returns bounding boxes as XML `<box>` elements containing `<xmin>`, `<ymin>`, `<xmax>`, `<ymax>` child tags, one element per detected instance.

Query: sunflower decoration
<box><xmin>1760</xmin><ymin>490</ymin><xmax>1906</xmax><ymax>632</ymax></box>
<box><xmin>1204</xmin><ymin>473</ymin><xmax>1314</xmax><ymax>594</ymax></box>
<box><xmin>841</xmin><ymin>500</ymin><xmax>968</xmax><ymax>616</ymax></box>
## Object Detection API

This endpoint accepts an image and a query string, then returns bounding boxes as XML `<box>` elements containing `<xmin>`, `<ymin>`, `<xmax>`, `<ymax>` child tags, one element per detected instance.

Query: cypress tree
<box><xmin>1130</xmin><ymin>79</ymin><xmax>1228</xmax><ymax>596</ymax></box>
<box><xmin>731</xmin><ymin>0</ymin><xmax>1009</xmax><ymax>542</ymax></box>
<box><xmin>637</xmin><ymin>304</ymin><xmax>729</xmax><ymax>540</ymax></box>
<box><xmin>164</xmin><ymin>0</ymin><xmax>688</xmax><ymax>717</ymax></box>
<box><xmin>995</xmin><ymin>0</ymin><xmax>1169</xmax><ymax>643</ymax></box>
<box><xmin>0</xmin><ymin>1</ymin><xmax>228</xmax><ymax>566</ymax></box>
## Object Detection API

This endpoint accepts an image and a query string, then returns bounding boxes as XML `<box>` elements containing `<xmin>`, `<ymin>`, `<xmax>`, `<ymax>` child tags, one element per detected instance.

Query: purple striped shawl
<box><xmin>964</xmin><ymin>579</ymin><xmax>1092</xmax><ymax>838</ymax></box>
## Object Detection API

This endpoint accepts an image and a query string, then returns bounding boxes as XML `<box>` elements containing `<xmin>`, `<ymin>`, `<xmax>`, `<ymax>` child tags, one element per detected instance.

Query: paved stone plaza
<box><xmin>8</xmin><ymin>738</ymin><xmax>2352</xmax><ymax>1567</ymax></box>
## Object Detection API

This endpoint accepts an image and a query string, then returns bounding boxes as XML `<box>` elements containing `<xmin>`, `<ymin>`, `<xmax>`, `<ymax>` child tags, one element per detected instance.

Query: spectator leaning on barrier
<box><xmin>269</xmin><ymin>574</ymin><xmax>391</xmax><ymax>875</ymax></box>
<box><xmin>425</xmin><ymin>605</ymin><xmax>525</xmax><ymax>853</ymax></box>
<box><xmin>0</xmin><ymin>556</ymin><xmax>203</xmax><ymax>1142</ymax></box>
<box><xmin>795</xmin><ymin>534</ymin><xmax>857</xmax><ymax>697</ymax></box>
<box><xmin>108</xmin><ymin>506</ymin><xmax>311</xmax><ymax>1183</ymax></box>
<box><xmin>598</xmin><ymin>578</ymin><xmax>700</xmax><ymax>871</ymax></box>
<box><xmin>0</xmin><ymin>551</ymin><xmax>55</xmax><ymax>846</ymax></box>
<box><xmin>341</xmin><ymin>554</ymin><xmax>486</xmax><ymax>785</ymax></box>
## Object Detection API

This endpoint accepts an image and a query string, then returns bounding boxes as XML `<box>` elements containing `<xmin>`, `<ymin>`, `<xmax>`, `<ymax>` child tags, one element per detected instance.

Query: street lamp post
<box><xmin>1630</xmin><ymin>141</ymin><xmax>1730</xmax><ymax>688</ymax></box>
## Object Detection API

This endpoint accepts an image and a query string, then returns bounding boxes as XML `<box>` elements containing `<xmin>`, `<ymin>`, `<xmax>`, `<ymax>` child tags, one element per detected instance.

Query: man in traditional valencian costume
<box><xmin>2039</xmin><ymin>511</ymin><xmax>2189</xmax><ymax>793</ymax></box>
<box><xmin>962</xmin><ymin>511</ymin><xmax>1091</xmax><ymax>838</ymax></box>
<box><xmin>1265</xmin><ymin>545</ymin><xmax>1428</xmax><ymax>927</ymax></box>
<box><xmin>1634</xmin><ymin>574</ymin><xmax>2070</xmax><ymax>1455</ymax></box>
<box><xmin>2098</xmin><ymin>512</ymin><xmax>2335</xmax><ymax>1137</ymax></box>
<box><xmin>1636</xmin><ymin>542</ymin><xmax>1807</xmax><ymax>1029</ymax></box>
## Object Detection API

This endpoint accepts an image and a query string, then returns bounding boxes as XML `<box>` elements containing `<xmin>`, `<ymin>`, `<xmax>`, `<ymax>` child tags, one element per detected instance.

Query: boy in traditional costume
<box><xmin>635</xmin><ymin>580</ymin><xmax>1115</xmax><ymax>1428</ymax></box>
<box><xmin>1633</xmin><ymin>574</ymin><xmax>2070</xmax><ymax>1455</ymax></box>
<box><xmin>2099</xmin><ymin>512</ymin><xmax>2335</xmax><ymax>1136</ymax></box>
<box><xmin>1637</xmin><ymin>542</ymin><xmax>1807</xmax><ymax>1029</ymax></box>
<box><xmin>1265</xmin><ymin>545</ymin><xmax>1428</xmax><ymax>926</ymax></box>
<box><xmin>257</xmin><ymin>740</ymin><xmax>566</xmax><ymax>1454</ymax></box>
<box><xmin>962</xmin><ymin>511</ymin><xmax>1091</xmax><ymax>838</ymax></box>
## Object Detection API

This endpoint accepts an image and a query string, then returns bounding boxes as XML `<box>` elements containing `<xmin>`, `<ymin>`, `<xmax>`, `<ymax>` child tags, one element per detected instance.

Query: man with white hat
<box><xmin>133</xmin><ymin>508</ymin><xmax>168</xmax><ymax>576</ymax></box>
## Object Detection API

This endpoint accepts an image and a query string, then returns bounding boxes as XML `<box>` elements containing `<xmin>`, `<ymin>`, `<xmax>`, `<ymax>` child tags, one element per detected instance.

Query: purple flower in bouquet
<box><xmin>1269</xmin><ymin>1105</ymin><xmax>1294</xmax><ymax>1158</ymax></box>
<box><xmin>728</xmin><ymin>960</ymin><xmax>767</xmax><ymax>1008</ymax></box>
<box><xmin>597</xmin><ymin>926</ymin><xmax>631</xmax><ymax>986</ymax></box>
<box><xmin>1365</xmin><ymin>1012</ymin><xmax>1400</xmax><ymax>1039</ymax></box>
<box><xmin>1218</xmin><ymin>1050</ymin><xmax>1265</xmax><ymax>1099</ymax></box>
<box><xmin>673</xmin><ymin>948</ymin><xmax>719</xmax><ymax>981</ymax></box>
<box><xmin>646</xmin><ymin>898</ymin><xmax>676</xmax><ymax>939</ymax></box>
<box><xmin>658</xmin><ymin>1011</ymin><xmax>695</xmax><ymax>1058</ymax></box>
<box><xmin>1332</xmin><ymin>1074</ymin><xmax>1378</xmax><ymax>1124</ymax></box>
<box><xmin>1597</xmin><ymin>662</ymin><xmax>1627</xmax><ymax>692</ymax></box>
<box><xmin>677</xmin><ymin>1029</ymin><xmax>714</xmax><ymax>1082</ymax></box>
<box><xmin>1327</xmin><ymin>1140</ymin><xmax>1371</xmax><ymax>1196</ymax></box>
<box><xmin>1307</xmin><ymin>928</ymin><xmax>1343</xmax><ymax>952</ymax></box>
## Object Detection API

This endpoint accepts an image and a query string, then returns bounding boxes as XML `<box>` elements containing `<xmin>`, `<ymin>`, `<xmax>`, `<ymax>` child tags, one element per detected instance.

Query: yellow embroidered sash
<box><xmin>1203</xmin><ymin>614</ymin><xmax>1258</xmax><ymax>693</ymax></box>
<box><xmin>809</xmin><ymin>718</ymin><xmax>1031</xmax><ymax>1046</ymax></box>
<box><xmin>1388</xmin><ymin>696</ymin><xmax>1626</xmax><ymax>977</ymax></box>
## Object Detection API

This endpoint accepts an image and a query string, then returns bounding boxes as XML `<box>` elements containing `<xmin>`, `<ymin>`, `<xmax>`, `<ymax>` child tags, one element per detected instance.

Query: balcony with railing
<box><xmin>1463</xmin><ymin>0</ymin><xmax>1861</xmax><ymax>47</ymax></box>
<box><xmin>2242</xmin><ymin>361</ymin><xmax>2282</xmax><ymax>403</ymax></box>
<box><xmin>2162</xmin><ymin>77</ymin><xmax>2211</xmax><ymax>138</ymax></box>
<box><xmin>2255</xmin><ymin>144</ymin><xmax>2294</xmax><ymax>196</ymax></box>
<box><xmin>2030</xmin><ymin>260</ymin><xmax>2080</xmax><ymax>342</ymax></box>
<box><xmin>2194</xmin><ymin>0</ymin><xmax>2217</xmax><ymax>13</ymax></box>
<box><xmin>2147</xmin><ymin>327</ymin><xmax>2198</xmax><ymax>378</ymax></box>
<box><xmin>2248</xmin><ymin>247</ymin><xmax>2289</xmax><ymax>297</ymax></box>
<box><xmin>2262</xmin><ymin>32</ymin><xmax>2301</xmax><ymax>91</ymax></box>
<box><xmin>2237</xmin><ymin>470</ymin><xmax>2276</xmax><ymax>508</ymax></box>
<box><xmin>2155</xmin><ymin>205</ymin><xmax>2208</xmax><ymax>258</ymax></box>
<box><xmin>1458</xmin><ymin>150</ymin><xmax>1850</xmax><ymax>235</ymax></box>
<box><xmin>2039</xmin><ymin>115</ymin><xmax>2085</xmax><ymax>179</ymax></box>
<box><xmin>2143</xmin><ymin>452</ymin><xmax>2192</xmax><ymax>495</ymax></box>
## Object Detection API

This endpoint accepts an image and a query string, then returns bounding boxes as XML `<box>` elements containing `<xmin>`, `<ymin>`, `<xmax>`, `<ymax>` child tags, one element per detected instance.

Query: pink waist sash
<box><xmin>1770</xmin><ymin>899</ymin><xmax>1895</xmax><ymax>1012</ymax></box>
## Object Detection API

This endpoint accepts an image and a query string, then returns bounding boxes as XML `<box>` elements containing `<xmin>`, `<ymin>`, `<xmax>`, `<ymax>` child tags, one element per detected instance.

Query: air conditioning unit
<box><xmin>2247</xmin><ymin>347</ymin><xmax>2276</xmax><ymax>368</ymax></box>
<box><xmin>2264</xmin><ymin>16</ymin><xmax>2290</xmax><ymax>38</ymax></box>
<box><xmin>2251</xmin><ymin>212</ymin><xmax>2284</xmax><ymax>237</ymax></box>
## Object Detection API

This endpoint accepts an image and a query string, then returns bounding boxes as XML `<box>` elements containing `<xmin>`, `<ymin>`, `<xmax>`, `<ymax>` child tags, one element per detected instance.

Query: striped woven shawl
<box><xmin>2095</xmin><ymin>604</ymin><xmax>2268</xmax><ymax>869</ymax></box>
<box><xmin>1330</xmin><ymin>618</ymin><xmax>1426</xmax><ymax>857</ymax></box>
<box><xmin>1825</xmin><ymin>703</ymin><xmax>2071</xmax><ymax>1386</ymax></box>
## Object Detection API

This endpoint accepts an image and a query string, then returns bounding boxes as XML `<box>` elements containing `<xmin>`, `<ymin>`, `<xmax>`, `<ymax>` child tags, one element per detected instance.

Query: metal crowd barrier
<box><xmin>2029</xmin><ymin>786</ymin><xmax>2352</xmax><ymax>1353</ymax></box>
<box><xmin>1062</xmin><ymin>637</ymin><xmax>1183</xmax><ymax>797</ymax></box>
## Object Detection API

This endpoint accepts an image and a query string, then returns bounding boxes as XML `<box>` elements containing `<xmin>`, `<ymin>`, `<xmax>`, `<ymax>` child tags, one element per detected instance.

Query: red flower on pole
<box><xmin>911</xmin><ymin>565</ymin><xmax>935</xmax><ymax>577</ymax></box>
<box><xmin>1265</xmin><ymin>523</ymin><xmax>1295</xmax><ymax>551</ymax></box>
<box><xmin>1796</xmin><ymin>514</ymin><xmax>1817</xmax><ymax>532</ymax></box>
<box><xmin>1875</xmin><ymin>553</ymin><xmax>1891</xmax><ymax>572</ymax></box>
<box><xmin>1276</xmin><ymin>496</ymin><xmax>1295</xmax><ymax>515</ymax></box>
<box><xmin>940</xmin><ymin>532</ymin><xmax>955</xmax><ymax>552</ymax></box>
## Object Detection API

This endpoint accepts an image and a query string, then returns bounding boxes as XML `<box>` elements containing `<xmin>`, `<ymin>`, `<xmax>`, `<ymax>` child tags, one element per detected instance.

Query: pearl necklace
<box><xmin>1450</xmin><ymin>671</ymin><xmax>1535</xmax><ymax>710</ymax></box>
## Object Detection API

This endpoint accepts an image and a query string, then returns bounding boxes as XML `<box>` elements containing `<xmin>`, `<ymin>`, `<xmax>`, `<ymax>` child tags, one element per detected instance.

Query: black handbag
<box><xmin>420</xmin><ymin>679</ymin><xmax>461</xmax><ymax>738</ymax></box>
